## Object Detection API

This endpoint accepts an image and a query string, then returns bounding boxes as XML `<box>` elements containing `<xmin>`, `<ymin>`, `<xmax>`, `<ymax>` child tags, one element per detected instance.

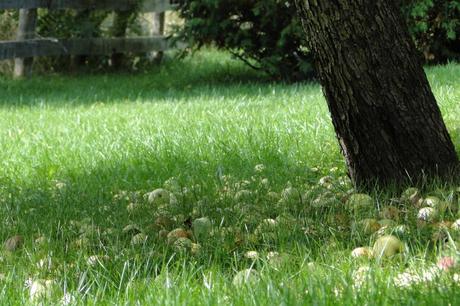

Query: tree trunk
<box><xmin>14</xmin><ymin>8</ymin><xmax>37</xmax><ymax>79</ymax></box>
<box><xmin>296</xmin><ymin>1</ymin><xmax>458</xmax><ymax>187</ymax></box>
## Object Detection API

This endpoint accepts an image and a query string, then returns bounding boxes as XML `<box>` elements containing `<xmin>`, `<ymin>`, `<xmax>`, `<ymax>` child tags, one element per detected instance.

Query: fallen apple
<box><xmin>379</xmin><ymin>206</ymin><xmax>400</xmax><ymax>220</ymax></box>
<box><xmin>232</xmin><ymin>269</ymin><xmax>260</xmax><ymax>287</ymax></box>
<box><xmin>437</xmin><ymin>256</ymin><xmax>457</xmax><ymax>271</ymax></box>
<box><xmin>173</xmin><ymin>237</ymin><xmax>193</xmax><ymax>252</ymax></box>
<box><xmin>346</xmin><ymin>194</ymin><xmax>374</xmax><ymax>216</ymax></box>
<box><xmin>451</xmin><ymin>219</ymin><xmax>460</xmax><ymax>231</ymax></box>
<box><xmin>280</xmin><ymin>186</ymin><xmax>302</xmax><ymax>204</ymax></box>
<box><xmin>122</xmin><ymin>224</ymin><xmax>142</xmax><ymax>237</ymax></box>
<box><xmin>28</xmin><ymin>279</ymin><xmax>57</xmax><ymax>302</ymax></box>
<box><xmin>131</xmin><ymin>233</ymin><xmax>148</xmax><ymax>246</ymax></box>
<box><xmin>401</xmin><ymin>187</ymin><xmax>421</xmax><ymax>206</ymax></box>
<box><xmin>372</xmin><ymin>235</ymin><xmax>404</xmax><ymax>259</ymax></box>
<box><xmin>147</xmin><ymin>188</ymin><xmax>170</xmax><ymax>206</ymax></box>
<box><xmin>244</xmin><ymin>251</ymin><xmax>259</xmax><ymax>260</ymax></box>
<box><xmin>355</xmin><ymin>219</ymin><xmax>381</xmax><ymax>235</ymax></box>
<box><xmin>351</xmin><ymin>247</ymin><xmax>373</xmax><ymax>259</ymax></box>
<box><xmin>167</xmin><ymin>228</ymin><xmax>191</xmax><ymax>244</ymax></box>
<box><xmin>417</xmin><ymin>207</ymin><xmax>438</xmax><ymax>222</ymax></box>
<box><xmin>234</xmin><ymin>190</ymin><xmax>252</xmax><ymax>202</ymax></box>
<box><xmin>192</xmin><ymin>217</ymin><xmax>212</xmax><ymax>241</ymax></box>
<box><xmin>4</xmin><ymin>235</ymin><xmax>24</xmax><ymax>252</ymax></box>
<box><xmin>318</xmin><ymin>176</ymin><xmax>334</xmax><ymax>189</ymax></box>
<box><xmin>191</xmin><ymin>243</ymin><xmax>202</xmax><ymax>256</ymax></box>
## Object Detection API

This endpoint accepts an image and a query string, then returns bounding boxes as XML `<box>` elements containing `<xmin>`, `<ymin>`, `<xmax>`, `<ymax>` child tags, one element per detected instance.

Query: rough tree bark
<box><xmin>296</xmin><ymin>0</ymin><xmax>459</xmax><ymax>187</ymax></box>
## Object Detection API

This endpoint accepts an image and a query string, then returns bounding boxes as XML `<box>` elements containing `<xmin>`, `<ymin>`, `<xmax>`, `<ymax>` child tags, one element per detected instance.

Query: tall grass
<box><xmin>0</xmin><ymin>50</ymin><xmax>459</xmax><ymax>305</ymax></box>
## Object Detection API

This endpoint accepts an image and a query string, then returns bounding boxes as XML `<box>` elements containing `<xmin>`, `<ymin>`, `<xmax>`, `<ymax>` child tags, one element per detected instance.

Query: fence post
<box><xmin>152</xmin><ymin>12</ymin><xmax>165</xmax><ymax>63</ymax></box>
<box><xmin>110</xmin><ymin>11</ymin><xmax>133</xmax><ymax>69</ymax></box>
<box><xmin>14</xmin><ymin>8</ymin><xmax>38</xmax><ymax>79</ymax></box>
<box><xmin>71</xmin><ymin>9</ymin><xmax>91</xmax><ymax>71</ymax></box>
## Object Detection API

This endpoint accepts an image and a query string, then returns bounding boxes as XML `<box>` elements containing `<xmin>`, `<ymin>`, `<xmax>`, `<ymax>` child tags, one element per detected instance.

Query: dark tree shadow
<box><xmin>0</xmin><ymin>51</ymin><xmax>315</xmax><ymax>108</ymax></box>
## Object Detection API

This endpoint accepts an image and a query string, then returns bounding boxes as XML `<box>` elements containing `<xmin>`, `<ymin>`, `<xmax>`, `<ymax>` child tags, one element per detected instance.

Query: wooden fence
<box><xmin>0</xmin><ymin>0</ymin><xmax>180</xmax><ymax>78</ymax></box>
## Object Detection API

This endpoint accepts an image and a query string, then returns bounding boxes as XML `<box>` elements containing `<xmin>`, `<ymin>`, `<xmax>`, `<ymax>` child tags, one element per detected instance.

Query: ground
<box><xmin>0</xmin><ymin>50</ymin><xmax>459</xmax><ymax>305</ymax></box>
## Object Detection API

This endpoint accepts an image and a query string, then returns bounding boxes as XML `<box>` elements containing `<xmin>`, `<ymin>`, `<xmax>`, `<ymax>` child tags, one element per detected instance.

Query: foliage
<box><xmin>34</xmin><ymin>9</ymin><xmax>111</xmax><ymax>72</ymax></box>
<box><xmin>403</xmin><ymin>0</ymin><xmax>460</xmax><ymax>63</ymax></box>
<box><xmin>1</xmin><ymin>1</ymin><xmax>459</xmax><ymax>76</ymax></box>
<box><xmin>0</xmin><ymin>8</ymin><xmax>148</xmax><ymax>74</ymax></box>
<box><xmin>175</xmin><ymin>1</ymin><xmax>313</xmax><ymax>81</ymax></box>
<box><xmin>176</xmin><ymin>1</ymin><xmax>460</xmax><ymax>81</ymax></box>
<box><xmin>0</xmin><ymin>10</ymin><xmax>18</xmax><ymax>74</ymax></box>
<box><xmin>0</xmin><ymin>10</ymin><xmax>17</xmax><ymax>41</ymax></box>
<box><xmin>36</xmin><ymin>9</ymin><xmax>108</xmax><ymax>39</ymax></box>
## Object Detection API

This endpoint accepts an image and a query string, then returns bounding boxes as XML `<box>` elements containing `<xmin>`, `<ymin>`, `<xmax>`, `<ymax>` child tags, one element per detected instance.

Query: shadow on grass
<box><xmin>0</xmin><ymin>51</ymin><xmax>313</xmax><ymax>108</ymax></box>
<box><xmin>0</xmin><ymin>145</ymin><xmax>325</xmax><ymax>236</ymax></box>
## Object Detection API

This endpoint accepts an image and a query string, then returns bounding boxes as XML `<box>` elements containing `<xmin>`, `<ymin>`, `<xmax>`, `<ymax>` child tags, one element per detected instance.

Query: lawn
<box><xmin>0</xmin><ymin>50</ymin><xmax>459</xmax><ymax>305</ymax></box>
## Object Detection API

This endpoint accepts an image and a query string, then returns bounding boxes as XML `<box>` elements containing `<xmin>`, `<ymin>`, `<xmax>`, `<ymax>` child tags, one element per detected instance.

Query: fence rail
<box><xmin>0</xmin><ymin>37</ymin><xmax>181</xmax><ymax>60</ymax></box>
<box><xmin>0</xmin><ymin>0</ymin><xmax>180</xmax><ymax>78</ymax></box>
<box><xmin>0</xmin><ymin>0</ymin><xmax>174</xmax><ymax>12</ymax></box>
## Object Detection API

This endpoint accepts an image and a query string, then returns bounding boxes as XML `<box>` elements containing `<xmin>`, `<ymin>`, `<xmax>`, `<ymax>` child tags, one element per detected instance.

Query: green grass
<box><xmin>0</xmin><ymin>50</ymin><xmax>459</xmax><ymax>305</ymax></box>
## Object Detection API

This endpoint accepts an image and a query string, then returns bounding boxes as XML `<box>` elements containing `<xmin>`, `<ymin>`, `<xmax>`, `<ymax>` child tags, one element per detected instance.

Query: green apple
<box><xmin>192</xmin><ymin>217</ymin><xmax>212</xmax><ymax>241</ymax></box>
<box><xmin>173</xmin><ymin>237</ymin><xmax>193</xmax><ymax>252</ymax></box>
<box><xmin>451</xmin><ymin>219</ymin><xmax>460</xmax><ymax>232</ymax></box>
<box><xmin>417</xmin><ymin>207</ymin><xmax>438</xmax><ymax>222</ymax></box>
<box><xmin>4</xmin><ymin>235</ymin><xmax>24</xmax><ymax>252</ymax></box>
<box><xmin>234</xmin><ymin>190</ymin><xmax>252</xmax><ymax>202</ymax></box>
<box><xmin>131</xmin><ymin>233</ymin><xmax>148</xmax><ymax>246</ymax></box>
<box><xmin>354</xmin><ymin>219</ymin><xmax>380</xmax><ymax>235</ymax></box>
<box><xmin>232</xmin><ymin>269</ymin><xmax>260</xmax><ymax>287</ymax></box>
<box><xmin>147</xmin><ymin>188</ymin><xmax>170</xmax><ymax>206</ymax></box>
<box><xmin>280</xmin><ymin>186</ymin><xmax>302</xmax><ymax>204</ymax></box>
<box><xmin>244</xmin><ymin>251</ymin><xmax>259</xmax><ymax>260</ymax></box>
<box><xmin>122</xmin><ymin>224</ymin><xmax>142</xmax><ymax>237</ymax></box>
<box><xmin>401</xmin><ymin>187</ymin><xmax>421</xmax><ymax>205</ymax></box>
<box><xmin>372</xmin><ymin>235</ymin><xmax>404</xmax><ymax>259</ymax></box>
<box><xmin>346</xmin><ymin>194</ymin><xmax>374</xmax><ymax>215</ymax></box>
<box><xmin>351</xmin><ymin>247</ymin><xmax>373</xmax><ymax>259</ymax></box>
<box><xmin>167</xmin><ymin>228</ymin><xmax>191</xmax><ymax>244</ymax></box>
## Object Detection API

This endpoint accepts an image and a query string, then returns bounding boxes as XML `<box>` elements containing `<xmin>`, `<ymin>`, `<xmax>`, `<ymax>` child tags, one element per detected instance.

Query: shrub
<box><xmin>403</xmin><ymin>0</ymin><xmax>460</xmax><ymax>63</ymax></box>
<box><xmin>34</xmin><ymin>9</ymin><xmax>110</xmax><ymax>72</ymax></box>
<box><xmin>176</xmin><ymin>0</ymin><xmax>460</xmax><ymax>81</ymax></box>
<box><xmin>0</xmin><ymin>10</ymin><xmax>18</xmax><ymax>74</ymax></box>
<box><xmin>36</xmin><ymin>9</ymin><xmax>155</xmax><ymax>72</ymax></box>
<box><xmin>175</xmin><ymin>1</ymin><xmax>313</xmax><ymax>81</ymax></box>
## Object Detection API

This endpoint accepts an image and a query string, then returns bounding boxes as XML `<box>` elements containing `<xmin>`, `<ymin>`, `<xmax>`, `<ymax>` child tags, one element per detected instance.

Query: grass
<box><xmin>0</xmin><ymin>50</ymin><xmax>459</xmax><ymax>305</ymax></box>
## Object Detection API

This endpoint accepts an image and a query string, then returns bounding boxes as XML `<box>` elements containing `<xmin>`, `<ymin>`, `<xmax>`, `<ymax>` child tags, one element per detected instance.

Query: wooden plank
<box><xmin>143</xmin><ymin>0</ymin><xmax>176</xmax><ymax>12</ymax></box>
<box><xmin>149</xmin><ymin>12</ymin><xmax>165</xmax><ymax>62</ymax></box>
<box><xmin>0</xmin><ymin>36</ymin><xmax>185</xmax><ymax>60</ymax></box>
<box><xmin>0</xmin><ymin>0</ymin><xmax>174</xmax><ymax>12</ymax></box>
<box><xmin>110</xmin><ymin>11</ymin><xmax>133</xmax><ymax>68</ymax></box>
<box><xmin>14</xmin><ymin>8</ymin><xmax>37</xmax><ymax>78</ymax></box>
